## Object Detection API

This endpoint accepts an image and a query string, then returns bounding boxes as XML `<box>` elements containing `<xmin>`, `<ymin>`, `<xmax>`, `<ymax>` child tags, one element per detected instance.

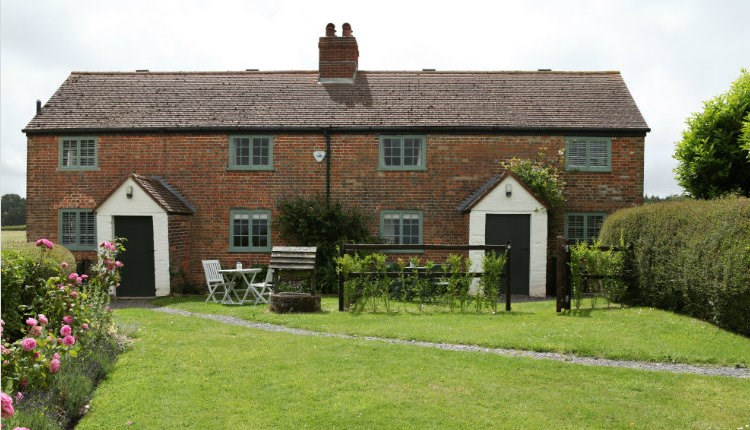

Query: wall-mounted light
<box><xmin>313</xmin><ymin>150</ymin><xmax>326</xmax><ymax>163</ymax></box>
<box><xmin>505</xmin><ymin>183</ymin><xmax>512</xmax><ymax>197</ymax></box>
<box><xmin>126</xmin><ymin>185</ymin><xmax>133</xmax><ymax>199</ymax></box>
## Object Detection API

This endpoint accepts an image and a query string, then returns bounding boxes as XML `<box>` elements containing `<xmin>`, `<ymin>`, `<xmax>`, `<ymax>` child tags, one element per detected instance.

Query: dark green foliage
<box><xmin>674</xmin><ymin>69</ymin><xmax>750</xmax><ymax>198</ymax></box>
<box><xmin>275</xmin><ymin>195</ymin><xmax>375</xmax><ymax>293</ymax></box>
<box><xmin>598</xmin><ymin>197</ymin><xmax>750</xmax><ymax>336</ymax></box>
<box><xmin>1</xmin><ymin>193</ymin><xmax>26</xmax><ymax>226</ymax></box>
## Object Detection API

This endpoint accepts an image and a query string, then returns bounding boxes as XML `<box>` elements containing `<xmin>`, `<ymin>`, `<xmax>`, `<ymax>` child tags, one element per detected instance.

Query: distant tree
<box><xmin>643</xmin><ymin>194</ymin><xmax>685</xmax><ymax>204</ymax></box>
<box><xmin>673</xmin><ymin>69</ymin><xmax>750</xmax><ymax>198</ymax></box>
<box><xmin>1</xmin><ymin>194</ymin><xmax>26</xmax><ymax>226</ymax></box>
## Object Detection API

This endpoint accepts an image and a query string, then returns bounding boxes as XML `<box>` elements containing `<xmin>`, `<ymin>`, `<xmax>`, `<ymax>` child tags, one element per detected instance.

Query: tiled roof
<box><xmin>24</xmin><ymin>70</ymin><xmax>649</xmax><ymax>133</ymax></box>
<box><xmin>131</xmin><ymin>174</ymin><xmax>195</xmax><ymax>215</ymax></box>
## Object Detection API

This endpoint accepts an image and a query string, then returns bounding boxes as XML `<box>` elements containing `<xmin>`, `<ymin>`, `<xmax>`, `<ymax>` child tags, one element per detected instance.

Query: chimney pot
<box><xmin>325</xmin><ymin>23</ymin><xmax>336</xmax><ymax>37</ymax></box>
<box><xmin>36</xmin><ymin>99</ymin><xmax>42</xmax><ymax>114</ymax></box>
<box><xmin>318</xmin><ymin>22</ymin><xmax>358</xmax><ymax>83</ymax></box>
<box><xmin>342</xmin><ymin>23</ymin><xmax>352</xmax><ymax>37</ymax></box>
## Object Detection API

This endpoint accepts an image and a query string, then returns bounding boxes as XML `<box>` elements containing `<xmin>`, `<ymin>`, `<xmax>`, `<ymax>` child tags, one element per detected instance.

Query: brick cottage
<box><xmin>24</xmin><ymin>23</ymin><xmax>649</xmax><ymax>298</ymax></box>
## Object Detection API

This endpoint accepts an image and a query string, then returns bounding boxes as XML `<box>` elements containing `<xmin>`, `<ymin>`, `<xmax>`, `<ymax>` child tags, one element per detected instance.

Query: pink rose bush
<box><xmin>1</xmin><ymin>391</ymin><xmax>14</xmax><ymax>418</ymax></box>
<box><xmin>1</xmin><ymin>238</ymin><xmax>125</xmax><ymax>401</ymax></box>
<box><xmin>34</xmin><ymin>238</ymin><xmax>54</xmax><ymax>249</ymax></box>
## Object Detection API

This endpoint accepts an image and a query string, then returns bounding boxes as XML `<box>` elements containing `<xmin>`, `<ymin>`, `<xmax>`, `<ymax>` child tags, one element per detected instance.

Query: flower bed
<box><xmin>1</xmin><ymin>238</ymin><xmax>127</xmax><ymax>429</ymax></box>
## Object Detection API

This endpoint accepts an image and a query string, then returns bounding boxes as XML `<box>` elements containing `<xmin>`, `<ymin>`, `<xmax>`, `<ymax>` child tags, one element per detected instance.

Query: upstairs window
<box><xmin>59</xmin><ymin>137</ymin><xmax>97</xmax><ymax>170</ymax></box>
<box><xmin>229</xmin><ymin>136</ymin><xmax>273</xmax><ymax>170</ymax></box>
<box><xmin>229</xmin><ymin>209</ymin><xmax>271</xmax><ymax>252</ymax></box>
<box><xmin>566</xmin><ymin>137</ymin><xmax>611</xmax><ymax>172</ymax></box>
<box><xmin>379</xmin><ymin>136</ymin><xmax>426</xmax><ymax>171</ymax></box>
<box><xmin>380</xmin><ymin>211</ymin><xmax>423</xmax><ymax>245</ymax></box>
<box><xmin>59</xmin><ymin>209</ymin><xmax>96</xmax><ymax>250</ymax></box>
<box><xmin>565</xmin><ymin>212</ymin><xmax>605</xmax><ymax>242</ymax></box>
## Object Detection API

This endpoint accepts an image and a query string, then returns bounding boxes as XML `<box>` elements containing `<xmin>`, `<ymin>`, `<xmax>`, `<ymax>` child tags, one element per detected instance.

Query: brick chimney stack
<box><xmin>318</xmin><ymin>22</ymin><xmax>359</xmax><ymax>83</ymax></box>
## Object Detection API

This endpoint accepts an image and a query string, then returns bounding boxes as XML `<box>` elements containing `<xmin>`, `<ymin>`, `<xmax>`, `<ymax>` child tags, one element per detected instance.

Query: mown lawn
<box><xmin>152</xmin><ymin>296</ymin><xmax>750</xmax><ymax>367</ymax></box>
<box><xmin>78</xmin><ymin>309</ymin><xmax>750</xmax><ymax>429</ymax></box>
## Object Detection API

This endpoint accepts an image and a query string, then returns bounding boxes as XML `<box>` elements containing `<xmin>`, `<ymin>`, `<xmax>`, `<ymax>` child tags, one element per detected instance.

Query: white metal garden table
<box><xmin>217</xmin><ymin>267</ymin><xmax>262</xmax><ymax>305</ymax></box>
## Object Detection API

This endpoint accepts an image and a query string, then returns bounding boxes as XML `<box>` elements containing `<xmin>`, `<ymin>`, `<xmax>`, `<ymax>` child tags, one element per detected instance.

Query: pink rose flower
<box><xmin>20</xmin><ymin>338</ymin><xmax>36</xmax><ymax>352</ymax></box>
<box><xmin>70</xmin><ymin>291</ymin><xmax>79</xmax><ymax>298</ymax></box>
<box><xmin>29</xmin><ymin>326</ymin><xmax>43</xmax><ymax>338</ymax></box>
<box><xmin>15</xmin><ymin>392</ymin><xmax>23</xmax><ymax>402</ymax></box>
<box><xmin>115</xmin><ymin>261</ymin><xmax>124</xmax><ymax>268</ymax></box>
<box><xmin>60</xmin><ymin>261</ymin><xmax>69</xmax><ymax>269</ymax></box>
<box><xmin>81</xmin><ymin>323</ymin><xmax>89</xmax><ymax>330</ymax></box>
<box><xmin>35</xmin><ymin>238</ymin><xmax>54</xmax><ymax>249</ymax></box>
<box><xmin>76</xmin><ymin>277</ymin><xmax>83</xmax><ymax>284</ymax></box>
<box><xmin>14</xmin><ymin>427</ymin><xmax>31</xmax><ymax>430</ymax></box>
<box><xmin>63</xmin><ymin>315</ymin><xmax>73</xmax><ymax>324</ymax></box>
<box><xmin>38</xmin><ymin>314</ymin><xmax>48</xmax><ymax>325</ymax></box>
<box><xmin>53</xmin><ymin>352</ymin><xmax>60</xmax><ymax>360</ymax></box>
<box><xmin>68</xmin><ymin>273</ymin><xmax>79</xmax><ymax>281</ymax></box>
<box><xmin>60</xmin><ymin>325</ymin><xmax>72</xmax><ymax>337</ymax></box>
<box><xmin>81</xmin><ymin>274</ymin><xmax>88</xmax><ymax>279</ymax></box>
<box><xmin>62</xmin><ymin>335</ymin><xmax>75</xmax><ymax>346</ymax></box>
<box><xmin>1</xmin><ymin>392</ymin><xmax>14</xmax><ymax>418</ymax></box>
<box><xmin>49</xmin><ymin>358</ymin><xmax>61</xmax><ymax>374</ymax></box>
<box><xmin>25</xmin><ymin>317</ymin><xmax>38</xmax><ymax>327</ymax></box>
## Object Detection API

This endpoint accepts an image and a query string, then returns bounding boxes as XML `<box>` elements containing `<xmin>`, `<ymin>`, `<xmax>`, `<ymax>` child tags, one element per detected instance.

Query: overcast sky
<box><xmin>2</xmin><ymin>0</ymin><xmax>749</xmax><ymax>198</ymax></box>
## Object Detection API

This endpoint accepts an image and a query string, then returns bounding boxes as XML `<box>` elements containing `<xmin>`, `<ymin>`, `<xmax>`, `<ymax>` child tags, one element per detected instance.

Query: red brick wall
<box><xmin>26</xmin><ymin>132</ymin><xmax>644</xmax><ymax>290</ymax></box>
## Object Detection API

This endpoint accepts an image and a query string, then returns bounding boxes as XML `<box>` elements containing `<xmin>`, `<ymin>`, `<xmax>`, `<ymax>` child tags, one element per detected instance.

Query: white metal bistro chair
<box><xmin>248</xmin><ymin>268</ymin><xmax>274</xmax><ymax>304</ymax></box>
<box><xmin>202</xmin><ymin>260</ymin><xmax>231</xmax><ymax>303</ymax></box>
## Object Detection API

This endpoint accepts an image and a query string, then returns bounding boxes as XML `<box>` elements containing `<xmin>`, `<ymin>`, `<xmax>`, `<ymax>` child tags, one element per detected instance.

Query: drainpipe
<box><xmin>324</xmin><ymin>129</ymin><xmax>332</xmax><ymax>206</ymax></box>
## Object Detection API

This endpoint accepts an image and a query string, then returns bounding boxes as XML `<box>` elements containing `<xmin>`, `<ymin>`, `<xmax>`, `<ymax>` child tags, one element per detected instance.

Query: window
<box><xmin>380</xmin><ymin>211</ymin><xmax>423</xmax><ymax>245</ymax></box>
<box><xmin>59</xmin><ymin>137</ymin><xmax>97</xmax><ymax>170</ymax></box>
<box><xmin>565</xmin><ymin>212</ymin><xmax>606</xmax><ymax>242</ymax></box>
<box><xmin>566</xmin><ymin>137</ymin><xmax>611</xmax><ymax>172</ymax></box>
<box><xmin>230</xmin><ymin>209</ymin><xmax>271</xmax><ymax>252</ymax></box>
<box><xmin>59</xmin><ymin>209</ymin><xmax>96</xmax><ymax>250</ymax></box>
<box><xmin>379</xmin><ymin>136</ymin><xmax>426</xmax><ymax>170</ymax></box>
<box><xmin>229</xmin><ymin>136</ymin><xmax>273</xmax><ymax>170</ymax></box>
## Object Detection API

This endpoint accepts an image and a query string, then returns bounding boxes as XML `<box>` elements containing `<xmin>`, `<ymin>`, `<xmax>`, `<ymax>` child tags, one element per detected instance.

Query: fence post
<box><xmin>563</xmin><ymin>241</ymin><xmax>571</xmax><ymax>310</ymax></box>
<box><xmin>556</xmin><ymin>236</ymin><xmax>565</xmax><ymax>312</ymax></box>
<box><xmin>338</xmin><ymin>241</ymin><xmax>345</xmax><ymax>312</ymax></box>
<box><xmin>505</xmin><ymin>241</ymin><xmax>512</xmax><ymax>311</ymax></box>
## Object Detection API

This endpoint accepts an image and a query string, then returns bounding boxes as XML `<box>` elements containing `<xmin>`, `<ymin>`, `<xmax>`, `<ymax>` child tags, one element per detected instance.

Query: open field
<box><xmin>1</xmin><ymin>229</ymin><xmax>26</xmax><ymax>244</ymax></box>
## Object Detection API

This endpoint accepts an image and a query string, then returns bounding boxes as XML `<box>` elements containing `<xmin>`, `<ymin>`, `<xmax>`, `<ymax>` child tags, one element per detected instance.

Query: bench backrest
<box><xmin>269</xmin><ymin>246</ymin><xmax>317</xmax><ymax>271</ymax></box>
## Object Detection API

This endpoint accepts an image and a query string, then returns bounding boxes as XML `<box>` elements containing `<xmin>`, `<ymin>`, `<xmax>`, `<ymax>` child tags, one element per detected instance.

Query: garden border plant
<box><xmin>336</xmin><ymin>248</ymin><xmax>508</xmax><ymax>314</ymax></box>
<box><xmin>1</xmin><ymin>238</ymin><xmax>127</xmax><ymax>429</ymax></box>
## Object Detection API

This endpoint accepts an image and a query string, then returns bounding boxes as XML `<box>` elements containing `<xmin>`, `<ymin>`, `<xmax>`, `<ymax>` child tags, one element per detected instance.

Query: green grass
<box><xmin>152</xmin><ymin>296</ymin><xmax>750</xmax><ymax>367</ymax></box>
<box><xmin>1</xmin><ymin>229</ymin><xmax>26</xmax><ymax>243</ymax></box>
<box><xmin>77</xmin><ymin>309</ymin><xmax>750</xmax><ymax>429</ymax></box>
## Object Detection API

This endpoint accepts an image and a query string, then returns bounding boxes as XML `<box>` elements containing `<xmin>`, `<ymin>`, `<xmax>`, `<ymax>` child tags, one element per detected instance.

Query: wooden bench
<box><xmin>269</xmin><ymin>246</ymin><xmax>318</xmax><ymax>294</ymax></box>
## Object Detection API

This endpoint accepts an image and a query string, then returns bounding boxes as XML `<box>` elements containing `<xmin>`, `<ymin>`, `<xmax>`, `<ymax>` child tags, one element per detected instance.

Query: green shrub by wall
<box><xmin>598</xmin><ymin>197</ymin><xmax>750</xmax><ymax>336</ymax></box>
<box><xmin>1</xmin><ymin>243</ymin><xmax>75</xmax><ymax>340</ymax></box>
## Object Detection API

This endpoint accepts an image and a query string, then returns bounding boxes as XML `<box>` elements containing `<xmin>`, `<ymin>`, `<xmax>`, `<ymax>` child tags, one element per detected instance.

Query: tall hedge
<box><xmin>598</xmin><ymin>197</ymin><xmax>750</xmax><ymax>336</ymax></box>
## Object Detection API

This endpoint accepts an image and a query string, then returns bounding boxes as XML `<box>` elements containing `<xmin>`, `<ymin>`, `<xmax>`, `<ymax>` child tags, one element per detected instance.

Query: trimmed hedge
<box><xmin>598</xmin><ymin>197</ymin><xmax>750</xmax><ymax>336</ymax></box>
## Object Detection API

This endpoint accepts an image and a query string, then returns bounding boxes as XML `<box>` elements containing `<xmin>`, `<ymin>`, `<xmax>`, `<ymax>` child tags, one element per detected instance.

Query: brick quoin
<box><xmin>26</xmin><ymin>132</ymin><xmax>644</xmax><ymax>289</ymax></box>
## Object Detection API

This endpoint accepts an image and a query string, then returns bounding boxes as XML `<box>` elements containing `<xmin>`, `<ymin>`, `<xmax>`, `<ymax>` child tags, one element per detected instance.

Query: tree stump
<box><xmin>269</xmin><ymin>292</ymin><xmax>321</xmax><ymax>313</ymax></box>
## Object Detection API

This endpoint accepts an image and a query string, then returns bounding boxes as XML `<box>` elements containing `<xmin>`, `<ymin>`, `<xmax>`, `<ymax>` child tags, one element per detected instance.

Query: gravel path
<box><xmin>151</xmin><ymin>307</ymin><xmax>750</xmax><ymax>379</ymax></box>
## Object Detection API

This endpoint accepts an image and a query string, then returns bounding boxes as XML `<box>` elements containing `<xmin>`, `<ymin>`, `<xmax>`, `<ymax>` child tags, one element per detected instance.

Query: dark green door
<box><xmin>114</xmin><ymin>216</ymin><xmax>155</xmax><ymax>297</ymax></box>
<box><xmin>485</xmin><ymin>214</ymin><xmax>530</xmax><ymax>295</ymax></box>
